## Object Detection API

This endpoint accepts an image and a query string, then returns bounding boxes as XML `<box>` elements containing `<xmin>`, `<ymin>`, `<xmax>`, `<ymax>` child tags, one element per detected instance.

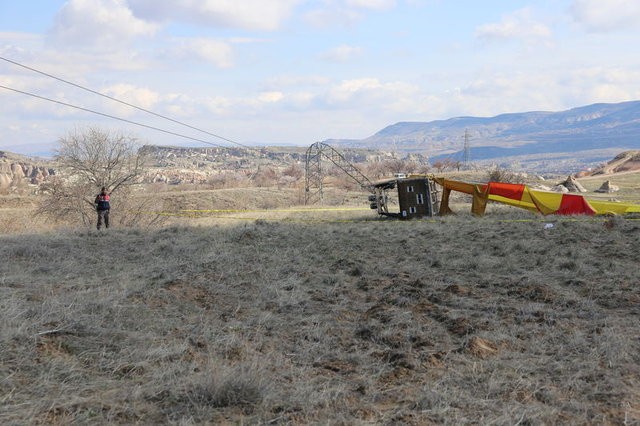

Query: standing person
<box><xmin>95</xmin><ymin>187</ymin><xmax>111</xmax><ymax>230</ymax></box>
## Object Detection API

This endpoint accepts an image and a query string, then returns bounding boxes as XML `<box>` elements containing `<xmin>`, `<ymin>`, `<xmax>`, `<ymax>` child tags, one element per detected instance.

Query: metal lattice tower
<box><xmin>304</xmin><ymin>142</ymin><xmax>373</xmax><ymax>205</ymax></box>
<box><xmin>463</xmin><ymin>129</ymin><xmax>471</xmax><ymax>168</ymax></box>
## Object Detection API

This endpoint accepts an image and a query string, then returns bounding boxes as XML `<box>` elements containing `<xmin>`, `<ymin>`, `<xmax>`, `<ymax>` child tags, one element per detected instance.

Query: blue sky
<box><xmin>1</xmin><ymin>0</ymin><xmax>640</xmax><ymax>154</ymax></box>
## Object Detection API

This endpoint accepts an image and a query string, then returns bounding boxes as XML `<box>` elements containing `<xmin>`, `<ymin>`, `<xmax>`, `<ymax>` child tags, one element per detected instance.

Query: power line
<box><xmin>0</xmin><ymin>83</ymin><xmax>232</xmax><ymax>148</ymax></box>
<box><xmin>0</xmin><ymin>55</ymin><xmax>254</xmax><ymax>150</ymax></box>
<box><xmin>463</xmin><ymin>129</ymin><xmax>471</xmax><ymax>167</ymax></box>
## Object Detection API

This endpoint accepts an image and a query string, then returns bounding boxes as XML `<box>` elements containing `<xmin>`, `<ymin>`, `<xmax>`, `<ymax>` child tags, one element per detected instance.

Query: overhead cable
<box><xmin>0</xmin><ymin>55</ymin><xmax>253</xmax><ymax>150</ymax></box>
<box><xmin>0</xmin><ymin>83</ymin><xmax>229</xmax><ymax>148</ymax></box>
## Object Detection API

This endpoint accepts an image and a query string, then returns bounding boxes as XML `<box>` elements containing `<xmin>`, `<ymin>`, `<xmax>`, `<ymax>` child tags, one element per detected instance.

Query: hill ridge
<box><xmin>325</xmin><ymin>100</ymin><xmax>640</xmax><ymax>171</ymax></box>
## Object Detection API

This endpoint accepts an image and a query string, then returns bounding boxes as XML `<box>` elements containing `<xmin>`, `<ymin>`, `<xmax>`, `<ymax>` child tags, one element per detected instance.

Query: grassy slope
<box><xmin>1</xmin><ymin>210</ymin><xmax>639</xmax><ymax>424</ymax></box>
<box><xmin>579</xmin><ymin>171</ymin><xmax>640</xmax><ymax>203</ymax></box>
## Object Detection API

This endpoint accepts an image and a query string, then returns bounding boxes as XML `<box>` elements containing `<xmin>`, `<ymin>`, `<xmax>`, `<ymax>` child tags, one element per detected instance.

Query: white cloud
<box><xmin>345</xmin><ymin>0</ymin><xmax>397</xmax><ymax>11</ymax></box>
<box><xmin>570</xmin><ymin>0</ymin><xmax>640</xmax><ymax>32</ymax></box>
<box><xmin>101</xmin><ymin>84</ymin><xmax>160</xmax><ymax>109</ymax></box>
<box><xmin>201</xmin><ymin>96</ymin><xmax>233</xmax><ymax>116</ymax></box>
<box><xmin>257</xmin><ymin>91</ymin><xmax>285</xmax><ymax>103</ymax></box>
<box><xmin>326</xmin><ymin>78</ymin><xmax>383</xmax><ymax>104</ymax></box>
<box><xmin>2</xmin><ymin>38</ymin><xmax>155</xmax><ymax>87</ymax></box>
<box><xmin>304</xmin><ymin>8</ymin><xmax>360</xmax><ymax>28</ymax></box>
<box><xmin>324</xmin><ymin>78</ymin><xmax>418</xmax><ymax>110</ymax></box>
<box><xmin>162</xmin><ymin>38</ymin><xmax>234</xmax><ymax>68</ymax></box>
<box><xmin>128</xmin><ymin>0</ymin><xmax>300</xmax><ymax>31</ymax></box>
<box><xmin>286</xmin><ymin>92</ymin><xmax>315</xmax><ymax>109</ymax></box>
<box><xmin>135</xmin><ymin>76</ymin><xmax>426</xmax><ymax>130</ymax></box>
<box><xmin>0</xmin><ymin>33</ymin><xmax>43</xmax><ymax>57</ymax></box>
<box><xmin>567</xmin><ymin>67</ymin><xmax>640</xmax><ymax>104</ymax></box>
<box><xmin>303</xmin><ymin>0</ymin><xmax>398</xmax><ymax>28</ymax></box>
<box><xmin>459</xmin><ymin>73</ymin><xmax>562</xmax><ymax>112</ymax></box>
<box><xmin>50</xmin><ymin>0</ymin><xmax>158</xmax><ymax>48</ymax></box>
<box><xmin>157</xmin><ymin>38</ymin><xmax>234</xmax><ymax>68</ymax></box>
<box><xmin>475</xmin><ymin>8</ymin><xmax>551</xmax><ymax>43</ymax></box>
<box><xmin>265</xmin><ymin>75</ymin><xmax>331</xmax><ymax>89</ymax></box>
<box><xmin>441</xmin><ymin>66</ymin><xmax>640</xmax><ymax>120</ymax></box>
<box><xmin>320</xmin><ymin>44</ymin><xmax>363</xmax><ymax>62</ymax></box>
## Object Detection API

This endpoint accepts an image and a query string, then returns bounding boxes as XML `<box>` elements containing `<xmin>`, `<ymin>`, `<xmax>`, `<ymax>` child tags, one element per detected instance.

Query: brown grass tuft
<box><xmin>464</xmin><ymin>336</ymin><xmax>499</xmax><ymax>358</ymax></box>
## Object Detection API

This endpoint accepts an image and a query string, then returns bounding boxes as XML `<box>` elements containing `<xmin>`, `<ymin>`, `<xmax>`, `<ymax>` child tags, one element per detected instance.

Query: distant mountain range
<box><xmin>325</xmin><ymin>100</ymin><xmax>640</xmax><ymax>172</ymax></box>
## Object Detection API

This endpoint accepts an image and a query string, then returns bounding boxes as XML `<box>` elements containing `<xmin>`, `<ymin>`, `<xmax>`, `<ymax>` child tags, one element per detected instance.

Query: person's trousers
<box><xmin>97</xmin><ymin>209</ymin><xmax>110</xmax><ymax>229</ymax></box>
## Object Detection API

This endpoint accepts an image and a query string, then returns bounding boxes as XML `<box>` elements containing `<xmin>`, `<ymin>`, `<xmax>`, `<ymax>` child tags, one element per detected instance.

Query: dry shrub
<box><xmin>0</xmin><ymin>215</ymin><xmax>21</xmax><ymax>234</ymax></box>
<box><xmin>465</xmin><ymin>336</ymin><xmax>499</xmax><ymax>358</ymax></box>
<box><xmin>282</xmin><ymin>163</ymin><xmax>303</xmax><ymax>180</ymax></box>
<box><xmin>35</xmin><ymin>177</ymin><xmax>96</xmax><ymax>226</ymax></box>
<box><xmin>207</xmin><ymin>171</ymin><xmax>251</xmax><ymax>189</ymax></box>
<box><xmin>486</xmin><ymin>166</ymin><xmax>526</xmax><ymax>183</ymax></box>
<box><xmin>252</xmin><ymin>167</ymin><xmax>278</xmax><ymax>188</ymax></box>
<box><xmin>186</xmin><ymin>365</ymin><xmax>267</xmax><ymax>411</ymax></box>
<box><xmin>108</xmin><ymin>187</ymin><xmax>167</xmax><ymax>228</ymax></box>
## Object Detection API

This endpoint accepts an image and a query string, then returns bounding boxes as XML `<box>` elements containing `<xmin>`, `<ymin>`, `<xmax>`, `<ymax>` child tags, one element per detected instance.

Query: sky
<box><xmin>1</xmin><ymin>0</ymin><xmax>640</xmax><ymax>155</ymax></box>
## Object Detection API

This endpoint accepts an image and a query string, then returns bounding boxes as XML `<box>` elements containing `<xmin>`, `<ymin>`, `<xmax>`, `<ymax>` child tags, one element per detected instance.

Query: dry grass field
<box><xmin>579</xmin><ymin>173</ymin><xmax>640</xmax><ymax>204</ymax></box>
<box><xmin>1</xmin><ymin>182</ymin><xmax>639</xmax><ymax>424</ymax></box>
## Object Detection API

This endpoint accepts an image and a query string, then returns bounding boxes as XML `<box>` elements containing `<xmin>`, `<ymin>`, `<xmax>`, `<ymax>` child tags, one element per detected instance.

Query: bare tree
<box><xmin>253</xmin><ymin>166</ymin><xmax>278</xmax><ymax>188</ymax></box>
<box><xmin>37</xmin><ymin>127</ymin><xmax>157</xmax><ymax>227</ymax></box>
<box><xmin>55</xmin><ymin>127</ymin><xmax>146</xmax><ymax>192</ymax></box>
<box><xmin>282</xmin><ymin>163</ymin><xmax>304</xmax><ymax>180</ymax></box>
<box><xmin>37</xmin><ymin>178</ymin><xmax>96</xmax><ymax>226</ymax></box>
<box><xmin>432</xmin><ymin>160</ymin><xmax>448</xmax><ymax>173</ymax></box>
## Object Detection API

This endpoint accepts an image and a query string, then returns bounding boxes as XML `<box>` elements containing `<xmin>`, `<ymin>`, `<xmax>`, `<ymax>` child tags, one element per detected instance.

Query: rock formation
<box><xmin>595</xmin><ymin>180</ymin><xmax>619</xmax><ymax>193</ymax></box>
<box><xmin>589</xmin><ymin>150</ymin><xmax>640</xmax><ymax>175</ymax></box>
<box><xmin>0</xmin><ymin>151</ymin><xmax>55</xmax><ymax>191</ymax></box>
<box><xmin>555</xmin><ymin>175</ymin><xmax>587</xmax><ymax>193</ymax></box>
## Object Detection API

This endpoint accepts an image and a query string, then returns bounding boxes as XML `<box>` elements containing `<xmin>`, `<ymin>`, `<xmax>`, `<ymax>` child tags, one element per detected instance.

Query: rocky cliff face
<box><xmin>139</xmin><ymin>145</ymin><xmax>303</xmax><ymax>185</ymax></box>
<box><xmin>0</xmin><ymin>151</ymin><xmax>55</xmax><ymax>192</ymax></box>
<box><xmin>139</xmin><ymin>144</ymin><xmax>382</xmax><ymax>185</ymax></box>
<box><xmin>140</xmin><ymin>145</ymin><xmax>309</xmax><ymax>168</ymax></box>
<box><xmin>588</xmin><ymin>150</ymin><xmax>640</xmax><ymax>175</ymax></box>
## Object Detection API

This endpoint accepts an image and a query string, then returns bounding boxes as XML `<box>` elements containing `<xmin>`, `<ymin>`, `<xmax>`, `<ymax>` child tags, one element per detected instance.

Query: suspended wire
<box><xmin>0</xmin><ymin>55</ymin><xmax>254</xmax><ymax>150</ymax></box>
<box><xmin>0</xmin><ymin>83</ymin><xmax>231</xmax><ymax>148</ymax></box>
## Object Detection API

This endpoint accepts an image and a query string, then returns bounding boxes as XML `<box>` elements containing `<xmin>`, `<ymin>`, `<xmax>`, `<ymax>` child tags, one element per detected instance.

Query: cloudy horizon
<box><xmin>2</xmin><ymin>0</ymin><xmax>640</xmax><ymax>155</ymax></box>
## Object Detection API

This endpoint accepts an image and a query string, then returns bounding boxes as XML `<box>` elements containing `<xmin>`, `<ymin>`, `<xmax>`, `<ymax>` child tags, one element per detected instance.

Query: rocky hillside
<box><xmin>140</xmin><ymin>144</ymin><xmax>388</xmax><ymax>185</ymax></box>
<box><xmin>0</xmin><ymin>151</ymin><xmax>55</xmax><ymax>193</ymax></box>
<box><xmin>0</xmin><ymin>144</ymin><xmax>395</xmax><ymax>190</ymax></box>
<box><xmin>326</xmin><ymin>100</ymin><xmax>640</xmax><ymax>172</ymax></box>
<box><xmin>586</xmin><ymin>150</ymin><xmax>640</xmax><ymax>175</ymax></box>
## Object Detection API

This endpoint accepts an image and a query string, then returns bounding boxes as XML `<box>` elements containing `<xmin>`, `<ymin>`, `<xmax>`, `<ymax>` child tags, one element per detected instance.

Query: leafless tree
<box><xmin>37</xmin><ymin>127</ymin><xmax>157</xmax><ymax>227</ymax></box>
<box><xmin>432</xmin><ymin>160</ymin><xmax>448</xmax><ymax>173</ymax></box>
<box><xmin>55</xmin><ymin>127</ymin><xmax>146</xmax><ymax>192</ymax></box>
<box><xmin>282</xmin><ymin>163</ymin><xmax>304</xmax><ymax>180</ymax></box>
<box><xmin>253</xmin><ymin>167</ymin><xmax>278</xmax><ymax>187</ymax></box>
<box><xmin>37</xmin><ymin>178</ymin><xmax>96</xmax><ymax>226</ymax></box>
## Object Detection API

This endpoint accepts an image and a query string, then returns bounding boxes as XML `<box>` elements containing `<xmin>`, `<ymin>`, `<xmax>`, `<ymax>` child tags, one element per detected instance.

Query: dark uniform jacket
<box><xmin>95</xmin><ymin>193</ymin><xmax>110</xmax><ymax>211</ymax></box>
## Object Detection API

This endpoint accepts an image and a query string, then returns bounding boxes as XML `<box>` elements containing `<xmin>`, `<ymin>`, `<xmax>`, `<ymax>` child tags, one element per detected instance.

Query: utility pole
<box><xmin>463</xmin><ymin>129</ymin><xmax>471</xmax><ymax>169</ymax></box>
